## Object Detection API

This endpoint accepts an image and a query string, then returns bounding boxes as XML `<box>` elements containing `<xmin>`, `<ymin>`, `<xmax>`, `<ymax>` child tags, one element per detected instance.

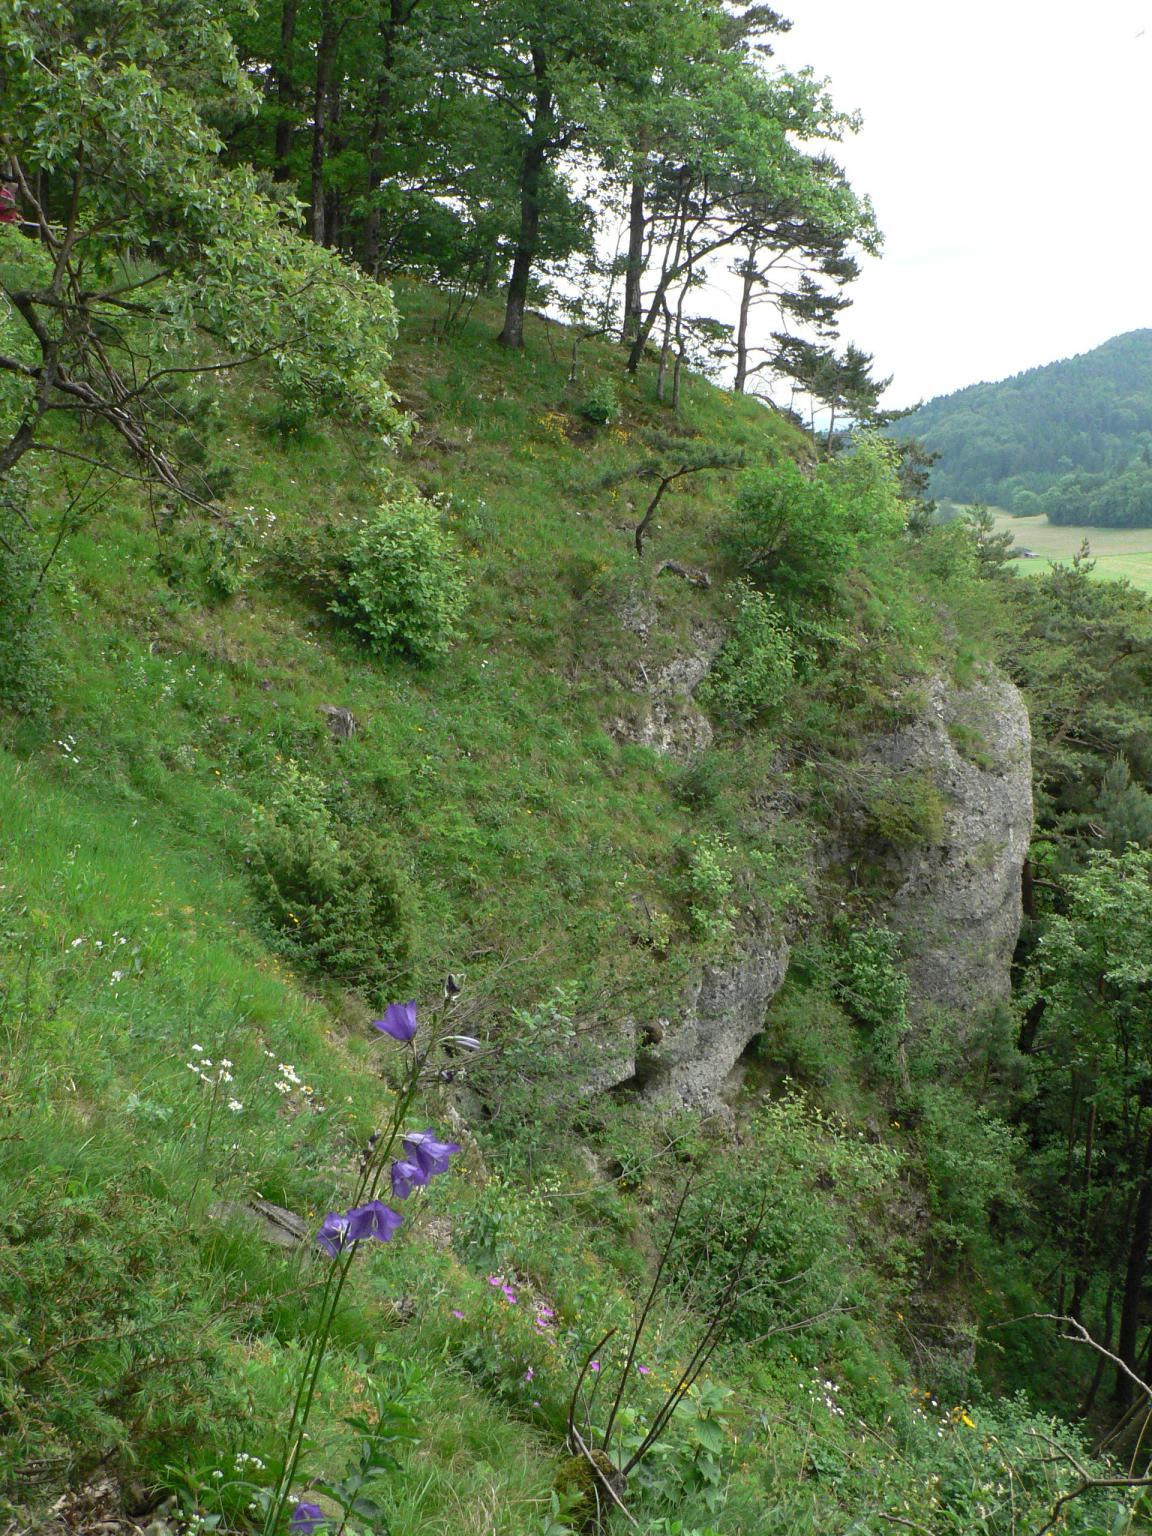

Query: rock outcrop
<box><xmin>608</xmin><ymin>592</ymin><xmax>721</xmax><ymax>761</ymax></box>
<box><xmin>869</xmin><ymin>670</ymin><xmax>1033</xmax><ymax>1014</ymax></box>
<box><xmin>635</xmin><ymin>926</ymin><xmax>790</xmax><ymax>1106</ymax></box>
<box><xmin>633</xmin><ymin>668</ymin><xmax>1031</xmax><ymax>1105</ymax></box>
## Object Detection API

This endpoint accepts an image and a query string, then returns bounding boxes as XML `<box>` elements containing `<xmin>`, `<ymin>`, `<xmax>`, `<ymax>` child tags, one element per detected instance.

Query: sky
<box><xmin>761</xmin><ymin>0</ymin><xmax>1152</xmax><ymax>409</ymax></box>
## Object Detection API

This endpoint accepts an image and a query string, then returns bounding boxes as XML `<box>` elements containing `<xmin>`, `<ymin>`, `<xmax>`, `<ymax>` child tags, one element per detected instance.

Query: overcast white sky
<box><xmin>763</xmin><ymin>0</ymin><xmax>1152</xmax><ymax>408</ymax></box>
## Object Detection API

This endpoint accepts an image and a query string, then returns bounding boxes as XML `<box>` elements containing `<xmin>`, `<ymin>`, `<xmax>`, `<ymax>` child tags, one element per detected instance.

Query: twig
<box><xmin>603</xmin><ymin>1173</ymin><xmax>694</xmax><ymax>1451</ymax></box>
<box><xmin>567</xmin><ymin>1423</ymin><xmax>637</xmax><ymax>1529</ymax></box>
<box><xmin>991</xmin><ymin>1313</ymin><xmax>1152</xmax><ymax>1405</ymax></box>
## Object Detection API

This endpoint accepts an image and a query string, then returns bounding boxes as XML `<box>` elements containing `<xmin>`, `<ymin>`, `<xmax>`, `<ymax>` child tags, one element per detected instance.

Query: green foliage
<box><xmin>464</xmin><ymin>988</ymin><xmax>632</xmax><ymax>1160</ymax></box>
<box><xmin>245</xmin><ymin>763</ymin><xmax>411</xmax><ymax>1001</ymax></box>
<box><xmin>0</xmin><ymin>1171</ymin><xmax>243</xmax><ymax>1483</ymax></box>
<box><xmin>698</xmin><ymin>583</ymin><xmax>795</xmax><ymax>728</ymax></box>
<box><xmin>680</xmin><ymin>832</ymin><xmax>738</xmax><ymax>948</ymax></box>
<box><xmin>618</xmin><ymin>1380</ymin><xmax>736</xmax><ymax>1524</ymax></box>
<box><xmin>962</xmin><ymin>504</ymin><xmax>1016</xmax><ymax>575</ymax></box>
<box><xmin>1090</xmin><ymin>754</ymin><xmax>1152</xmax><ymax>850</ymax></box>
<box><xmin>579</xmin><ymin>378</ymin><xmax>619</xmax><ymax>426</ymax></box>
<box><xmin>998</xmin><ymin>545</ymin><xmax>1152</xmax><ymax>841</ymax></box>
<box><xmin>863</xmin><ymin>769</ymin><xmax>948</xmax><ymax>848</ymax></box>
<box><xmin>0</xmin><ymin>519</ymin><xmax>54</xmax><ymax>718</ymax></box>
<box><xmin>330</xmin><ymin>490</ymin><xmax>469</xmax><ymax>662</ymax></box>
<box><xmin>672</xmin><ymin>1092</ymin><xmax>906</xmax><ymax>1349</ymax></box>
<box><xmin>916</xmin><ymin>1085</ymin><xmax>1025</xmax><ymax>1256</ymax></box>
<box><xmin>832</xmin><ymin>925</ymin><xmax>909</xmax><ymax>1036</ymax></box>
<box><xmin>722</xmin><ymin>434</ymin><xmax>906</xmax><ymax>621</ymax></box>
<box><xmin>901</xmin><ymin>328</ymin><xmax>1152</xmax><ymax>515</ymax></box>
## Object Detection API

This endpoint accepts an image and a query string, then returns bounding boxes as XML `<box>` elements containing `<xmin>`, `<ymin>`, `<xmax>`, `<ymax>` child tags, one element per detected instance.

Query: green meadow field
<box><xmin>989</xmin><ymin>509</ymin><xmax>1152</xmax><ymax>592</ymax></box>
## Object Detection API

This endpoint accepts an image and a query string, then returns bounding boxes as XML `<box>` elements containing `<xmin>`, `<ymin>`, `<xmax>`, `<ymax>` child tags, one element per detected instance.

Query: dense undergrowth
<box><xmin>1</xmin><ymin>287</ymin><xmax>1145</xmax><ymax>1535</ymax></box>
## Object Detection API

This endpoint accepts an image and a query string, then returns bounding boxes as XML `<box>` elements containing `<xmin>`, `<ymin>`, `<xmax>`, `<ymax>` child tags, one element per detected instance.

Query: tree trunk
<box><xmin>734</xmin><ymin>250</ymin><xmax>756</xmax><ymax>394</ymax></box>
<box><xmin>655</xmin><ymin>303</ymin><xmax>671</xmax><ymax>402</ymax></box>
<box><xmin>1116</xmin><ymin>1124</ymin><xmax>1152</xmax><ymax>1406</ymax></box>
<box><xmin>621</xmin><ymin>177</ymin><xmax>646</xmax><ymax>343</ymax></box>
<box><xmin>1079</xmin><ymin>1280</ymin><xmax>1115</xmax><ymax>1416</ymax></box>
<box><xmin>273</xmin><ymin>0</ymin><xmax>298</xmax><ymax>181</ymax></box>
<box><xmin>325</xmin><ymin>80</ymin><xmax>343</xmax><ymax>248</ymax></box>
<box><xmin>498</xmin><ymin>47</ymin><xmax>552</xmax><ymax>349</ymax></box>
<box><xmin>626</xmin><ymin>172</ymin><xmax>706</xmax><ymax>375</ymax></box>
<box><xmin>1069</xmin><ymin>1099</ymin><xmax>1096</xmax><ymax>1320</ymax></box>
<box><xmin>309</xmin><ymin>5</ymin><xmax>337</xmax><ymax>245</ymax></box>
<box><xmin>362</xmin><ymin>0</ymin><xmax>409</xmax><ymax>275</ymax></box>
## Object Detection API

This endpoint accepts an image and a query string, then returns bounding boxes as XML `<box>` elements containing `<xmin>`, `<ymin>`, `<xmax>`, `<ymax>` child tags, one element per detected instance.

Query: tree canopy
<box><xmin>899</xmin><ymin>329</ymin><xmax>1152</xmax><ymax>523</ymax></box>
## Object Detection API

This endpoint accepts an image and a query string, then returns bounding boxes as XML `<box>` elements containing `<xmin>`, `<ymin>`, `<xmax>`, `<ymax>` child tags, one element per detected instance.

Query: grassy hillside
<box><xmin>0</xmin><ymin>286</ymin><xmax>1127</xmax><ymax>1536</ymax></box>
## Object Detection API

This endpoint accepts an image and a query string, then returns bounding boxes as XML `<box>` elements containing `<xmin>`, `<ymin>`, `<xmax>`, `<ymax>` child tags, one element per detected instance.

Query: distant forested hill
<box><xmin>902</xmin><ymin>330</ymin><xmax>1152</xmax><ymax>525</ymax></box>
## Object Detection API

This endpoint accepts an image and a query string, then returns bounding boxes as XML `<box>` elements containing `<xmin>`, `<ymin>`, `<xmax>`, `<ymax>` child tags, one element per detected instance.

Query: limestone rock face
<box><xmin>609</xmin><ymin>601</ymin><xmax>722</xmax><ymax>761</ymax></box>
<box><xmin>601</xmin><ymin>668</ymin><xmax>1031</xmax><ymax>1110</ymax></box>
<box><xmin>870</xmin><ymin>671</ymin><xmax>1033</xmax><ymax>1014</ymax></box>
<box><xmin>637</xmin><ymin>927</ymin><xmax>790</xmax><ymax>1105</ymax></box>
<box><xmin>627</xmin><ymin>633</ymin><xmax>719</xmax><ymax>760</ymax></box>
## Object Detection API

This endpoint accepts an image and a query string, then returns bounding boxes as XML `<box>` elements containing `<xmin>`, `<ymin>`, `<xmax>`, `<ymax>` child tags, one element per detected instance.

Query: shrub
<box><xmin>722</xmin><ymin>433</ymin><xmax>905</xmax><ymax>619</ymax></box>
<box><xmin>833</xmin><ymin>923</ymin><xmax>908</xmax><ymax>1027</ymax></box>
<box><xmin>864</xmin><ymin>769</ymin><xmax>948</xmax><ymax>848</ymax></box>
<box><xmin>330</xmin><ymin>490</ymin><xmax>468</xmax><ymax>662</ymax></box>
<box><xmin>917</xmin><ymin>1084</ymin><xmax>1025</xmax><ymax>1256</ymax></box>
<box><xmin>245</xmin><ymin>764</ymin><xmax>411</xmax><ymax>1003</ymax></box>
<box><xmin>698</xmin><ymin>582</ymin><xmax>794</xmax><ymax>728</ymax></box>
<box><xmin>0</xmin><ymin>522</ymin><xmax>54</xmax><ymax>718</ymax></box>
<box><xmin>671</xmin><ymin>1091</ymin><xmax>905</xmax><ymax>1349</ymax></box>
<box><xmin>579</xmin><ymin>378</ymin><xmax>618</xmax><ymax>426</ymax></box>
<box><xmin>681</xmin><ymin>833</ymin><xmax>738</xmax><ymax>948</ymax></box>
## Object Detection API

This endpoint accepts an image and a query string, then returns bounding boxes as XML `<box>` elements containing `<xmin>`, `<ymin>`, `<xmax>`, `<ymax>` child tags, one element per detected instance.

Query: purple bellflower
<box><xmin>373</xmin><ymin>1000</ymin><xmax>418</xmax><ymax>1042</ymax></box>
<box><xmin>346</xmin><ymin>1200</ymin><xmax>403</xmax><ymax>1243</ymax></box>
<box><xmin>316</xmin><ymin>1212</ymin><xmax>351</xmax><ymax>1257</ymax></box>
<box><xmin>390</xmin><ymin>1159</ymin><xmax>428</xmax><ymax>1201</ymax></box>
<box><xmin>289</xmin><ymin>1502</ymin><xmax>326</xmax><ymax>1534</ymax></box>
<box><xmin>402</xmin><ymin>1128</ymin><xmax>461</xmax><ymax>1179</ymax></box>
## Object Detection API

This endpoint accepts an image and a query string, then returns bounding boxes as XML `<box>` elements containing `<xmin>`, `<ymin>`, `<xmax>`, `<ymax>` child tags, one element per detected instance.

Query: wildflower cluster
<box><xmin>262</xmin><ymin>986</ymin><xmax>472</xmax><ymax>1536</ymax></box>
<box><xmin>185</xmin><ymin>1045</ymin><xmax>243</xmax><ymax>1114</ymax></box>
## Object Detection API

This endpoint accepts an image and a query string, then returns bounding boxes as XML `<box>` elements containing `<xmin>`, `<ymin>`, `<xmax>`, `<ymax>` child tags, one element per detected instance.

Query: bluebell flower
<box><xmin>316</xmin><ymin>1212</ymin><xmax>350</xmax><ymax>1257</ymax></box>
<box><xmin>373</xmin><ymin>1000</ymin><xmax>418</xmax><ymax>1042</ymax></box>
<box><xmin>290</xmin><ymin>1501</ymin><xmax>326</xmax><ymax>1533</ymax></box>
<box><xmin>402</xmin><ymin>1128</ymin><xmax>461</xmax><ymax>1179</ymax></box>
<box><xmin>346</xmin><ymin>1200</ymin><xmax>403</xmax><ymax>1242</ymax></box>
<box><xmin>390</xmin><ymin>1159</ymin><xmax>428</xmax><ymax>1201</ymax></box>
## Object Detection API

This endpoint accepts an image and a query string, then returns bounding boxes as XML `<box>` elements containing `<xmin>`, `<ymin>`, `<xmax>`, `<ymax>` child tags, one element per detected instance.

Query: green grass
<box><xmin>990</xmin><ymin>509</ymin><xmax>1152</xmax><ymax>591</ymax></box>
<box><xmin>1</xmin><ymin>284</ymin><xmax>1126</xmax><ymax>1534</ymax></box>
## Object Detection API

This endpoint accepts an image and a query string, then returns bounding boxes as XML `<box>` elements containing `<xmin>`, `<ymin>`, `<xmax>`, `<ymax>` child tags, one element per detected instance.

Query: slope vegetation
<box><xmin>0</xmin><ymin>289</ymin><xmax>1128</xmax><ymax>1536</ymax></box>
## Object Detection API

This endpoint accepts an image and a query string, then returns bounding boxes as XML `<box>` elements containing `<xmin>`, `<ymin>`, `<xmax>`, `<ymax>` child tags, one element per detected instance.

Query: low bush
<box><xmin>245</xmin><ymin>763</ymin><xmax>411</xmax><ymax>1003</ymax></box>
<box><xmin>671</xmin><ymin>1091</ymin><xmax>906</xmax><ymax>1351</ymax></box>
<box><xmin>330</xmin><ymin>489</ymin><xmax>468</xmax><ymax>662</ymax></box>
<box><xmin>864</xmin><ymin>769</ymin><xmax>948</xmax><ymax>848</ymax></box>
<box><xmin>0</xmin><ymin>520</ymin><xmax>55</xmax><ymax>718</ymax></box>
<box><xmin>579</xmin><ymin>378</ymin><xmax>618</xmax><ymax>426</ymax></box>
<box><xmin>698</xmin><ymin>582</ymin><xmax>794</xmax><ymax>728</ymax></box>
<box><xmin>680</xmin><ymin>832</ymin><xmax>738</xmax><ymax>948</ymax></box>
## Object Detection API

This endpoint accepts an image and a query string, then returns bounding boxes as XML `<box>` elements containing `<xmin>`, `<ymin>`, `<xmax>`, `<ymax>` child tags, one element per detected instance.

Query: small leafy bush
<box><xmin>579</xmin><ymin>378</ymin><xmax>618</xmax><ymax>426</ymax></box>
<box><xmin>681</xmin><ymin>833</ymin><xmax>738</xmax><ymax>948</ymax></box>
<box><xmin>672</xmin><ymin>1092</ymin><xmax>905</xmax><ymax>1350</ymax></box>
<box><xmin>917</xmin><ymin>1084</ymin><xmax>1025</xmax><ymax>1256</ymax></box>
<box><xmin>0</xmin><ymin>517</ymin><xmax>55</xmax><ymax>718</ymax></box>
<box><xmin>722</xmin><ymin>433</ymin><xmax>905</xmax><ymax>620</ymax></box>
<box><xmin>330</xmin><ymin>489</ymin><xmax>468</xmax><ymax>662</ymax></box>
<box><xmin>833</xmin><ymin>923</ymin><xmax>909</xmax><ymax>1035</ymax></box>
<box><xmin>245</xmin><ymin>763</ymin><xmax>411</xmax><ymax>1003</ymax></box>
<box><xmin>864</xmin><ymin>769</ymin><xmax>948</xmax><ymax>848</ymax></box>
<box><xmin>698</xmin><ymin>582</ymin><xmax>794</xmax><ymax>728</ymax></box>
